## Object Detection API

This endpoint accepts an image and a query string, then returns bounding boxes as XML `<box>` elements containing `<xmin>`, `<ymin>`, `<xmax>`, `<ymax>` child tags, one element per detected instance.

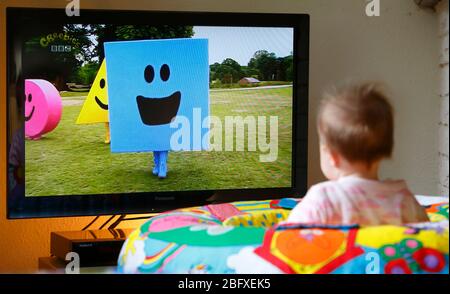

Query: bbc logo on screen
<box><xmin>50</xmin><ymin>45</ymin><xmax>72</xmax><ymax>53</ymax></box>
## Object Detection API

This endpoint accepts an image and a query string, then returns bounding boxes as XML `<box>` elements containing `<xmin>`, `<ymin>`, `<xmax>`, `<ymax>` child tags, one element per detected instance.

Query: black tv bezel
<box><xmin>6</xmin><ymin>7</ymin><xmax>309</xmax><ymax>219</ymax></box>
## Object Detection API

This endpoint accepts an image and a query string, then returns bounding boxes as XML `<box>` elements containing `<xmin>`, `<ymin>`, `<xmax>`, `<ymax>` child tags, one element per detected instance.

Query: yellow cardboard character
<box><xmin>76</xmin><ymin>59</ymin><xmax>110</xmax><ymax>143</ymax></box>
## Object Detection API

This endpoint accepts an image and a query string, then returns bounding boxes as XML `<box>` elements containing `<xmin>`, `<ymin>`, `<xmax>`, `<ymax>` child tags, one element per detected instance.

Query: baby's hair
<box><xmin>317</xmin><ymin>82</ymin><xmax>394</xmax><ymax>165</ymax></box>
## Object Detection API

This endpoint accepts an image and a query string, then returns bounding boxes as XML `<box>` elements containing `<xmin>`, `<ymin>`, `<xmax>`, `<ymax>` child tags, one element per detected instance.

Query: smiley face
<box><xmin>25</xmin><ymin>79</ymin><xmax>62</xmax><ymax>139</ymax></box>
<box><xmin>95</xmin><ymin>78</ymin><xmax>109</xmax><ymax>110</ymax></box>
<box><xmin>76</xmin><ymin>59</ymin><xmax>109</xmax><ymax>124</ymax></box>
<box><xmin>25</xmin><ymin>93</ymin><xmax>35</xmax><ymax>122</ymax></box>
<box><xmin>104</xmin><ymin>38</ymin><xmax>209</xmax><ymax>152</ymax></box>
<box><xmin>136</xmin><ymin>64</ymin><xmax>181</xmax><ymax>125</ymax></box>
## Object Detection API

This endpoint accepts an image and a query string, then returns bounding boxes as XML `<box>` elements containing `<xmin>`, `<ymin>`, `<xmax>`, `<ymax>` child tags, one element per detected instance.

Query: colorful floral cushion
<box><xmin>117</xmin><ymin>199</ymin><xmax>449</xmax><ymax>274</ymax></box>
<box><xmin>425</xmin><ymin>203</ymin><xmax>449</xmax><ymax>222</ymax></box>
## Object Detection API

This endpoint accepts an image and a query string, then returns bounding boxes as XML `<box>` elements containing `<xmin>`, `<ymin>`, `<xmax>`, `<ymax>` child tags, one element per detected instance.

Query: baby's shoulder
<box><xmin>306</xmin><ymin>179</ymin><xmax>368</xmax><ymax>201</ymax></box>
<box><xmin>309</xmin><ymin>180</ymin><xmax>344</xmax><ymax>193</ymax></box>
<box><xmin>305</xmin><ymin>181</ymin><xmax>344</xmax><ymax>200</ymax></box>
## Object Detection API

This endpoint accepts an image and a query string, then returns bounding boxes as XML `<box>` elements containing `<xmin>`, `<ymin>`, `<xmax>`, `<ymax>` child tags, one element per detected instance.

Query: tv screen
<box><xmin>6</xmin><ymin>8</ymin><xmax>309</xmax><ymax>218</ymax></box>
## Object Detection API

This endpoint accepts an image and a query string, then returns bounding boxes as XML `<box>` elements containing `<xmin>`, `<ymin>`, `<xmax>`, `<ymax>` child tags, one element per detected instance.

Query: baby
<box><xmin>287</xmin><ymin>83</ymin><xmax>429</xmax><ymax>226</ymax></box>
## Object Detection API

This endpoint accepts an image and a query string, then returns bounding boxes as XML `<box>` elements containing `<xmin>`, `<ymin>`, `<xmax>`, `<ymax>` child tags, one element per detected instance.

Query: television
<box><xmin>6</xmin><ymin>8</ymin><xmax>309</xmax><ymax>218</ymax></box>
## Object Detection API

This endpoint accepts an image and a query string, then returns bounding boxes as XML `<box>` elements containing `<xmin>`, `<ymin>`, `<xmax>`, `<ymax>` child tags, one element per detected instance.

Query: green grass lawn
<box><xmin>210</xmin><ymin>81</ymin><xmax>292</xmax><ymax>89</ymax></box>
<box><xmin>25</xmin><ymin>87</ymin><xmax>292</xmax><ymax>196</ymax></box>
<box><xmin>60</xmin><ymin>91</ymin><xmax>89</xmax><ymax>98</ymax></box>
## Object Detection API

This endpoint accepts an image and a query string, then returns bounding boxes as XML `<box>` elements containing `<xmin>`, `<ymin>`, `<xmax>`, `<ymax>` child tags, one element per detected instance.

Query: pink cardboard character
<box><xmin>25</xmin><ymin>79</ymin><xmax>62</xmax><ymax>140</ymax></box>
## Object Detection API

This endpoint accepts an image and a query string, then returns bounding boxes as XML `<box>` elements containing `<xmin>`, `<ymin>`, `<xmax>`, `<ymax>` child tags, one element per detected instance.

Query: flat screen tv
<box><xmin>6</xmin><ymin>8</ymin><xmax>309</xmax><ymax>218</ymax></box>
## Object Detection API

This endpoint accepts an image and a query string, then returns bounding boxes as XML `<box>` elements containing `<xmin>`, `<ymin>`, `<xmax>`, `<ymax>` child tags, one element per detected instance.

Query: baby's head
<box><xmin>317</xmin><ymin>82</ymin><xmax>394</xmax><ymax>180</ymax></box>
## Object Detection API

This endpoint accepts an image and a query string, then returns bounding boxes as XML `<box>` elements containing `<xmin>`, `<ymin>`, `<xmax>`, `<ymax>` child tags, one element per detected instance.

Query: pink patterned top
<box><xmin>287</xmin><ymin>176</ymin><xmax>430</xmax><ymax>226</ymax></box>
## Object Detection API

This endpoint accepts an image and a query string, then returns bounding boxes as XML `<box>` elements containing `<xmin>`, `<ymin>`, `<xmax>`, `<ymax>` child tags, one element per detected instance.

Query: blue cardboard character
<box><xmin>104</xmin><ymin>38</ymin><xmax>209</xmax><ymax>178</ymax></box>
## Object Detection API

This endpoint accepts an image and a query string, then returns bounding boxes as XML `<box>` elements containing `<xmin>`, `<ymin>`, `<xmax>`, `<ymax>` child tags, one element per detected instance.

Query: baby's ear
<box><xmin>328</xmin><ymin>147</ymin><xmax>341</xmax><ymax>168</ymax></box>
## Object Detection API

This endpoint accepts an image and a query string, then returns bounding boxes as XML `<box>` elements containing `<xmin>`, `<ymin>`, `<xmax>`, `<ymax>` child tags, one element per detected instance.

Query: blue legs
<box><xmin>158</xmin><ymin>151</ymin><xmax>168</xmax><ymax>179</ymax></box>
<box><xmin>152</xmin><ymin>151</ymin><xmax>168</xmax><ymax>179</ymax></box>
<box><xmin>152</xmin><ymin>152</ymin><xmax>160</xmax><ymax>176</ymax></box>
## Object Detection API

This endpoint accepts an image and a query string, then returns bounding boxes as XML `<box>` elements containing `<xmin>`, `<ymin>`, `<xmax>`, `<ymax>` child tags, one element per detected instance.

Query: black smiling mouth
<box><xmin>136</xmin><ymin>91</ymin><xmax>181</xmax><ymax>125</ymax></box>
<box><xmin>25</xmin><ymin>106</ymin><xmax>35</xmax><ymax>122</ymax></box>
<box><xmin>95</xmin><ymin>96</ymin><xmax>109</xmax><ymax>110</ymax></box>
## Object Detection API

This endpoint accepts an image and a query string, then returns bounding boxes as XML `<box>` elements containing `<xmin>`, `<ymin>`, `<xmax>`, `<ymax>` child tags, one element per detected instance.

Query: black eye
<box><xmin>144</xmin><ymin>65</ymin><xmax>155</xmax><ymax>83</ymax></box>
<box><xmin>99</xmin><ymin>78</ymin><xmax>105</xmax><ymax>89</ymax></box>
<box><xmin>160</xmin><ymin>64</ymin><xmax>170</xmax><ymax>82</ymax></box>
<box><xmin>27</xmin><ymin>93</ymin><xmax>32</xmax><ymax>103</ymax></box>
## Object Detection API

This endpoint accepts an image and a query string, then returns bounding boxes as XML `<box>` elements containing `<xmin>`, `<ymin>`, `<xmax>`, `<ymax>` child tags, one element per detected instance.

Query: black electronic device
<box><xmin>50</xmin><ymin>229</ymin><xmax>133</xmax><ymax>267</ymax></box>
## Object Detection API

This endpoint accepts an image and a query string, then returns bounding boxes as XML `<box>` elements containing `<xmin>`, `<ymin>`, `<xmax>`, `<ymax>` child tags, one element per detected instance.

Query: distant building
<box><xmin>239</xmin><ymin>77</ymin><xmax>260</xmax><ymax>86</ymax></box>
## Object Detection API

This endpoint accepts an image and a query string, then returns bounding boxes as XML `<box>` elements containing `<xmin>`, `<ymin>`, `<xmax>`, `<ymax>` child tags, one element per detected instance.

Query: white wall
<box><xmin>437</xmin><ymin>0</ymin><xmax>449</xmax><ymax>196</ymax></box>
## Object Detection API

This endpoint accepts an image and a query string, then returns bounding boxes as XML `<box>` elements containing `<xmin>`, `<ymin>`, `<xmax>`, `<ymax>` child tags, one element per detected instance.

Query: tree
<box><xmin>221</xmin><ymin>58</ymin><xmax>243</xmax><ymax>83</ymax></box>
<box><xmin>274</xmin><ymin>55</ymin><xmax>294</xmax><ymax>81</ymax></box>
<box><xmin>247</xmin><ymin>50</ymin><xmax>278</xmax><ymax>81</ymax></box>
<box><xmin>23</xmin><ymin>24</ymin><xmax>93</xmax><ymax>90</ymax></box>
<box><xmin>209</xmin><ymin>51</ymin><xmax>293</xmax><ymax>85</ymax></box>
<box><xmin>210</xmin><ymin>62</ymin><xmax>221</xmax><ymax>81</ymax></box>
<box><xmin>215</xmin><ymin>64</ymin><xmax>238</xmax><ymax>84</ymax></box>
<box><xmin>209</xmin><ymin>58</ymin><xmax>243</xmax><ymax>84</ymax></box>
<box><xmin>241</xmin><ymin>66</ymin><xmax>260</xmax><ymax>79</ymax></box>
<box><xmin>23</xmin><ymin>24</ymin><xmax>195</xmax><ymax>90</ymax></box>
<box><xmin>283</xmin><ymin>55</ymin><xmax>294</xmax><ymax>81</ymax></box>
<box><xmin>71</xmin><ymin>61</ymin><xmax>100</xmax><ymax>85</ymax></box>
<box><xmin>90</xmin><ymin>25</ymin><xmax>194</xmax><ymax>60</ymax></box>
<box><xmin>222</xmin><ymin>58</ymin><xmax>242</xmax><ymax>75</ymax></box>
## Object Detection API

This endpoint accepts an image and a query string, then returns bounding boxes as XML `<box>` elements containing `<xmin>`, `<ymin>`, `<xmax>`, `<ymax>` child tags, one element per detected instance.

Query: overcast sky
<box><xmin>193</xmin><ymin>26</ymin><xmax>293</xmax><ymax>65</ymax></box>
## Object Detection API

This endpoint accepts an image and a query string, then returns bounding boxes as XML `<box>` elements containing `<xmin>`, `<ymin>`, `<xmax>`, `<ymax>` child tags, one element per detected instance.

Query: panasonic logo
<box><xmin>154</xmin><ymin>196</ymin><xmax>175</xmax><ymax>201</ymax></box>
